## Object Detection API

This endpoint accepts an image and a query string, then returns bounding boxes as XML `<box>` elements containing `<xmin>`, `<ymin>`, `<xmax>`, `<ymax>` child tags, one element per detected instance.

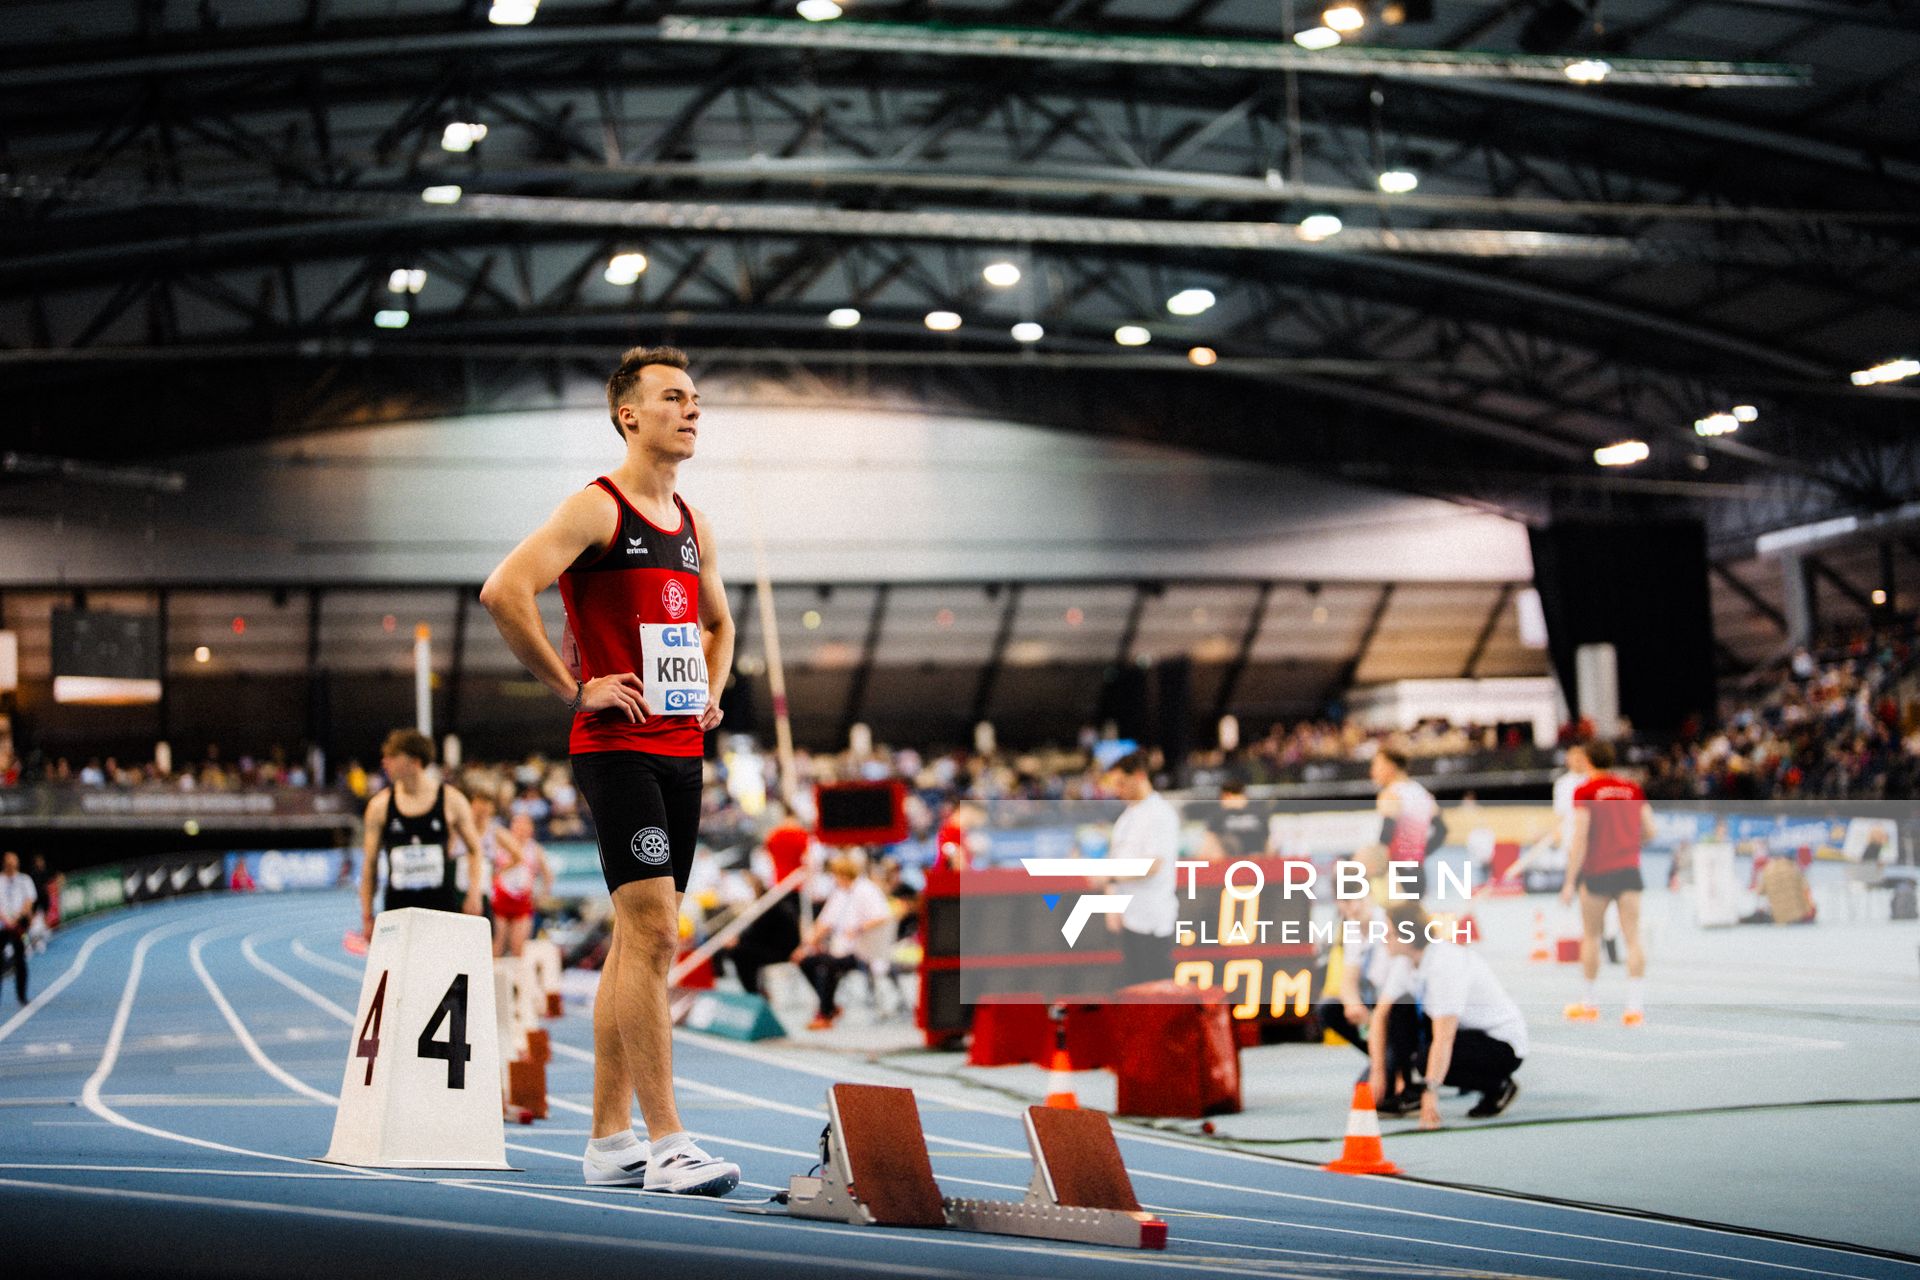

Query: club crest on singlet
<box><xmin>663</xmin><ymin>579</ymin><xmax>688</xmax><ymax>619</ymax></box>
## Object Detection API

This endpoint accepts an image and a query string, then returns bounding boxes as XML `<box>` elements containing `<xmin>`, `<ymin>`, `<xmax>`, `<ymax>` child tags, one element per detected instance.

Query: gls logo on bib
<box><xmin>637</xmin><ymin>621</ymin><xmax>708</xmax><ymax>716</ymax></box>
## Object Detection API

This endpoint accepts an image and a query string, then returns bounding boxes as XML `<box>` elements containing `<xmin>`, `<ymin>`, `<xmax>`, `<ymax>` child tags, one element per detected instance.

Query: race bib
<box><xmin>389</xmin><ymin>841</ymin><xmax>446</xmax><ymax>891</ymax></box>
<box><xmin>639</xmin><ymin>622</ymin><xmax>709</xmax><ymax>716</ymax></box>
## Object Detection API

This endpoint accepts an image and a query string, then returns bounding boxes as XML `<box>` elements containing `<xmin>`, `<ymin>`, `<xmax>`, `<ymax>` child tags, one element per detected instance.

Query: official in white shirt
<box><xmin>1101</xmin><ymin>753</ymin><xmax>1180</xmax><ymax>989</ymax></box>
<box><xmin>791</xmin><ymin>855</ymin><xmax>895</xmax><ymax>1029</ymax></box>
<box><xmin>1367</xmin><ymin>901</ymin><xmax>1526</xmax><ymax>1127</ymax></box>
<box><xmin>0</xmin><ymin>851</ymin><xmax>38</xmax><ymax>1005</ymax></box>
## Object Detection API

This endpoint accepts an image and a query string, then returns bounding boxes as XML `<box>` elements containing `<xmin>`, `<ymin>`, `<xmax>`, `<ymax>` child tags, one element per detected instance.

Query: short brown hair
<box><xmin>1377</xmin><ymin>747</ymin><xmax>1409</xmax><ymax>772</ymax></box>
<box><xmin>1585</xmin><ymin>740</ymin><xmax>1616</xmax><ymax>770</ymax></box>
<box><xmin>380</xmin><ymin>729</ymin><xmax>434</xmax><ymax>766</ymax></box>
<box><xmin>1387</xmin><ymin>900</ymin><xmax>1431</xmax><ymax>948</ymax></box>
<box><xmin>605</xmin><ymin>345</ymin><xmax>691</xmax><ymax>437</ymax></box>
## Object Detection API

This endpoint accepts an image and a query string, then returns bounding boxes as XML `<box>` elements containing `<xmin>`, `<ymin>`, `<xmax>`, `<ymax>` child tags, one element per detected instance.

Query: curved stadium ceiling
<box><xmin>0</xmin><ymin>0</ymin><xmax>1916</xmax><ymax>551</ymax></box>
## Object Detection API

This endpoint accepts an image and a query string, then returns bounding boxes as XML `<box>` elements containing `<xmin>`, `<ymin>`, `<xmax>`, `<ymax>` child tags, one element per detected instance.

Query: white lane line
<box><xmin>661</xmin><ymin>1031</ymin><xmax>1902</xmax><ymax>1280</ymax></box>
<box><xmin>241</xmin><ymin>932</ymin><xmax>354</xmax><ymax>1022</ymax></box>
<box><xmin>0</xmin><ymin>1162</ymin><xmax>369</xmax><ymax>1180</ymax></box>
<box><xmin>0</xmin><ymin>915</ymin><xmax>145</xmax><ymax>1046</ymax></box>
<box><xmin>0</xmin><ymin>1177</ymin><xmax>972</xmax><ymax>1279</ymax></box>
<box><xmin>290</xmin><ymin>938</ymin><xmax>365</xmax><ymax>982</ymax></box>
<box><xmin>190</xmin><ymin>928</ymin><xmax>337</xmax><ymax>1106</ymax></box>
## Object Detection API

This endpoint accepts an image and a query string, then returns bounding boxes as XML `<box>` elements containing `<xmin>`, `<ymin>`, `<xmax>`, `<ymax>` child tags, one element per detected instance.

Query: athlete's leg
<box><xmin>492</xmin><ymin>914</ymin><xmax>507</xmax><ymax>958</ymax></box>
<box><xmin>508</xmin><ymin>914</ymin><xmax>532</xmax><ymax>957</ymax></box>
<box><xmin>1577</xmin><ymin>885</ymin><xmax>1609</xmax><ymax>984</ymax></box>
<box><xmin>591</xmin><ymin>927</ymin><xmax>633</xmax><ymax>1138</ymax></box>
<box><xmin>1616</xmin><ymin>890</ymin><xmax>1645</xmax><ymax>978</ymax></box>
<box><xmin>610</xmin><ymin>876</ymin><xmax>685</xmax><ymax>1141</ymax></box>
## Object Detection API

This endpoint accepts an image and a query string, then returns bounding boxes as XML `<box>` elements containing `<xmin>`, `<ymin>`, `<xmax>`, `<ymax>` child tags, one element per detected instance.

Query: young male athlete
<box><xmin>357</xmin><ymin>729</ymin><xmax>486</xmax><ymax>938</ymax></box>
<box><xmin>1367</xmin><ymin>748</ymin><xmax>1440</xmax><ymax>899</ymax></box>
<box><xmin>480</xmin><ymin>345</ymin><xmax>739</xmax><ymax>1196</ymax></box>
<box><xmin>1561</xmin><ymin>740</ymin><xmax>1656</xmax><ymax>1025</ymax></box>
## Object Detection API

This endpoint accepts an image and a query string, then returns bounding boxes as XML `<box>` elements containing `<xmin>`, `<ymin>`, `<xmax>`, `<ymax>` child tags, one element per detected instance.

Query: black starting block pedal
<box><xmin>752</xmin><ymin>1083</ymin><xmax>1166</xmax><ymax>1250</ymax></box>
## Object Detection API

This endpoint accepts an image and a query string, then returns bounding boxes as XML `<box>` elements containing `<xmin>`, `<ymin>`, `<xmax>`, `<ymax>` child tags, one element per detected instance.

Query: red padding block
<box><xmin>967</xmin><ymin>1000</ymin><xmax>1053</xmax><ymax>1067</ymax></box>
<box><xmin>1110</xmin><ymin>982</ymin><xmax>1242</xmax><ymax>1118</ymax></box>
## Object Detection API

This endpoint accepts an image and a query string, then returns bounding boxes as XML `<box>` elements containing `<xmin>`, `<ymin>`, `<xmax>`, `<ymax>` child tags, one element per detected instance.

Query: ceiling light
<box><xmin>1323</xmin><ymin>3</ymin><xmax>1366</xmax><ymax>32</ymax></box>
<box><xmin>1377</xmin><ymin>169</ymin><xmax>1419</xmax><ymax>194</ymax></box>
<box><xmin>982</xmin><ymin>261</ymin><xmax>1022</xmax><ymax>287</ymax></box>
<box><xmin>827</xmin><ymin>307</ymin><xmax>862</xmax><ymax>328</ymax></box>
<box><xmin>1293</xmin><ymin>25</ymin><xmax>1342</xmax><ymax>49</ymax></box>
<box><xmin>1851</xmin><ymin>358</ymin><xmax>1919</xmax><ymax>386</ymax></box>
<box><xmin>193</xmin><ymin>646</ymin><xmax>211</xmax><ymax>664</ymax></box>
<box><xmin>373</xmin><ymin>310</ymin><xmax>410</xmax><ymax>329</ymax></box>
<box><xmin>1693</xmin><ymin>412</ymin><xmax>1739</xmax><ymax>437</ymax></box>
<box><xmin>1312</xmin><ymin>605</ymin><xmax>1330</xmax><ymax>625</ymax></box>
<box><xmin>1188</xmin><ymin>346</ymin><xmax>1218</xmax><ymax>366</ymax></box>
<box><xmin>387</xmin><ymin>268</ymin><xmax>426</xmax><ymax>294</ymax></box>
<box><xmin>420</xmin><ymin>185</ymin><xmax>462</xmax><ymax>205</ymax></box>
<box><xmin>1166</xmin><ymin>288</ymin><xmax>1216</xmax><ymax>316</ymax></box>
<box><xmin>1873</xmin><ymin>589</ymin><xmax>1889</xmax><ymax>606</ymax></box>
<box><xmin>488</xmin><ymin>0</ymin><xmax>538</xmax><ymax>25</ymax></box>
<box><xmin>440</xmin><ymin>122</ymin><xmax>488</xmax><ymax>152</ymax></box>
<box><xmin>604</xmin><ymin>251</ymin><xmax>648</xmax><ymax>285</ymax></box>
<box><xmin>1732</xmin><ymin>404</ymin><xmax>1759</xmax><ymax>422</ymax></box>
<box><xmin>1115</xmin><ymin>325</ymin><xmax>1151</xmax><ymax>346</ymax></box>
<box><xmin>802</xmin><ymin>609</ymin><xmax>823</xmax><ymax>629</ymax></box>
<box><xmin>1298</xmin><ymin>213</ymin><xmax>1344</xmax><ymax>240</ymax></box>
<box><xmin>1594</xmin><ymin>439</ymin><xmax>1649</xmax><ymax>467</ymax></box>
<box><xmin>1011</xmin><ymin>321</ymin><xmax>1044</xmax><ymax>342</ymax></box>
<box><xmin>1564</xmin><ymin>58</ymin><xmax>1612</xmax><ymax>83</ymax></box>
<box><xmin>925</xmin><ymin>310</ymin><xmax>963</xmax><ymax>331</ymax></box>
<box><xmin>796</xmin><ymin>0</ymin><xmax>843</xmax><ymax>19</ymax></box>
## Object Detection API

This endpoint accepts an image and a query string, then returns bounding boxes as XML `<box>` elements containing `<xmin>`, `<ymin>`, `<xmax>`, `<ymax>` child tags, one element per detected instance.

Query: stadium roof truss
<box><xmin>1</xmin><ymin>0</ymin><xmax>1916</xmax><ymax>552</ymax></box>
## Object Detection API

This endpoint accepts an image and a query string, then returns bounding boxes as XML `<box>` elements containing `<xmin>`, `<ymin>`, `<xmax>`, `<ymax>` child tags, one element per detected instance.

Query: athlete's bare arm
<box><xmin>480</xmin><ymin>486</ymin><xmax>650</xmax><ymax>722</ymax></box>
<box><xmin>690</xmin><ymin>504</ymin><xmax>735</xmax><ymax>733</ymax></box>
<box><xmin>444</xmin><ymin>789</ymin><xmax>487</xmax><ymax>915</ymax></box>
<box><xmin>1561</xmin><ymin>808</ymin><xmax>1592</xmax><ymax>904</ymax></box>
<box><xmin>1640</xmin><ymin>801</ymin><xmax>1657</xmax><ymax>843</ymax></box>
<box><xmin>358</xmin><ymin>789</ymin><xmax>390</xmax><ymax>937</ymax></box>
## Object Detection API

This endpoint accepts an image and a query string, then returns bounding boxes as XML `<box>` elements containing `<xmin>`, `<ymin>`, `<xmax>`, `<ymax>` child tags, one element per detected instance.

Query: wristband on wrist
<box><xmin>566</xmin><ymin>679</ymin><xmax>585</xmax><ymax>713</ymax></box>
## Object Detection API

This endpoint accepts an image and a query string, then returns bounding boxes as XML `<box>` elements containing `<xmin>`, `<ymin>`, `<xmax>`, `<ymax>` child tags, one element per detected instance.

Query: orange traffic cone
<box><xmin>1529</xmin><ymin>910</ymin><xmax>1551</xmax><ymax>963</ymax></box>
<box><xmin>1322</xmin><ymin>1083</ymin><xmax>1401</xmax><ymax>1176</ymax></box>
<box><xmin>1044</xmin><ymin>1045</ymin><xmax>1079</xmax><ymax>1109</ymax></box>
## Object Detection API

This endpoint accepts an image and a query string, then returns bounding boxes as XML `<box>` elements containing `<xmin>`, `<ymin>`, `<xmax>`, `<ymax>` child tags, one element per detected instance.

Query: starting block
<box><xmin>770</xmin><ymin>1084</ymin><xmax>1166</xmax><ymax>1250</ymax></box>
<box><xmin>525</xmin><ymin>937</ymin><xmax>565</xmax><ymax>1018</ymax></box>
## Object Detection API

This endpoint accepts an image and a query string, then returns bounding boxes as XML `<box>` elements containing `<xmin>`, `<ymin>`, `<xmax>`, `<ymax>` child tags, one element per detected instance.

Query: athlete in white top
<box><xmin>1505</xmin><ymin>742</ymin><xmax>1589</xmax><ymax>888</ymax></box>
<box><xmin>1101</xmin><ymin>752</ymin><xmax>1181</xmax><ymax>989</ymax></box>
<box><xmin>1369</xmin><ymin>748</ymin><xmax>1438</xmax><ymax>899</ymax></box>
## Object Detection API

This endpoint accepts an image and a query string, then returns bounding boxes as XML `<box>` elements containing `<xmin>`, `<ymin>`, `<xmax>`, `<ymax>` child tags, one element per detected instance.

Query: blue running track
<box><xmin>3</xmin><ymin>892</ymin><xmax>1915</xmax><ymax>1280</ymax></box>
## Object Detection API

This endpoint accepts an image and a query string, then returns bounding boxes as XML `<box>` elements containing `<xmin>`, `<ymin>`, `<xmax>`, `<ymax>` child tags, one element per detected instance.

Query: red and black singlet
<box><xmin>557</xmin><ymin>477</ymin><xmax>707</xmax><ymax>758</ymax></box>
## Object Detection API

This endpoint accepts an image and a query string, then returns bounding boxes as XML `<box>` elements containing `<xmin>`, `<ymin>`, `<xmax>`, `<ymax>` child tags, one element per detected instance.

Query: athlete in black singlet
<box><xmin>356</xmin><ymin>729</ymin><xmax>486</xmax><ymax>939</ymax></box>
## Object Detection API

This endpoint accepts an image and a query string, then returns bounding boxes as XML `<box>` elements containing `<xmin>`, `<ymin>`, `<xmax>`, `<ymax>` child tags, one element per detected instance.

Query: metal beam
<box><xmin>1806</xmin><ymin>554</ymin><xmax>1874</xmax><ymax>612</ymax></box>
<box><xmin>1711</xmin><ymin>563</ymin><xmax>1789</xmax><ymax>633</ymax></box>
<box><xmin>1461</xmin><ymin>583</ymin><xmax>1515</xmax><ymax>678</ymax></box>
<box><xmin>970</xmin><ymin>583</ymin><xmax>1023</xmax><ymax>727</ymax></box>
<box><xmin>1211</xmin><ymin>581</ymin><xmax>1272</xmax><ymax>723</ymax></box>
<box><xmin>1335</xmin><ymin>583</ymin><xmax>1397</xmax><ymax>697</ymax></box>
<box><xmin>838</xmin><ymin>583</ymin><xmax>890</xmax><ymax>747</ymax></box>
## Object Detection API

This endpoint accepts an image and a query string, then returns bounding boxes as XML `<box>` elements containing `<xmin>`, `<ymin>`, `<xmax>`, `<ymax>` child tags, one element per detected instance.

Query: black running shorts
<box><xmin>1578</xmin><ymin>866</ymin><xmax>1645</xmax><ymax>898</ymax></box>
<box><xmin>571</xmin><ymin>751</ymin><xmax>704</xmax><ymax>895</ymax></box>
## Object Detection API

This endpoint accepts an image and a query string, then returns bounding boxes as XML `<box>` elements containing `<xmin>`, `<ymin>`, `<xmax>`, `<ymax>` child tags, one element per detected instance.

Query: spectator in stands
<box><xmin>0</xmin><ymin>851</ymin><xmax>36</xmax><ymax>1004</ymax></box>
<box><xmin>934</xmin><ymin>799</ymin><xmax>985</xmax><ymax>871</ymax></box>
<box><xmin>1100</xmin><ymin>751</ymin><xmax>1180</xmax><ymax>989</ymax></box>
<box><xmin>717</xmin><ymin>872</ymin><xmax>802</xmax><ymax>998</ymax></box>
<box><xmin>1369</xmin><ymin>901</ymin><xmax>1525</xmax><ymax>1126</ymax></box>
<box><xmin>762</xmin><ymin>805</ymin><xmax>813</xmax><ymax>886</ymax></box>
<box><xmin>792</xmin><ymin>854</ymin><xmax>894</xmax><ymax>1029</ymax></box>
<box><xmin>1196</xmin><ymin>777</ymin><xmax>1268</xmax><ymax>861</ymax></box>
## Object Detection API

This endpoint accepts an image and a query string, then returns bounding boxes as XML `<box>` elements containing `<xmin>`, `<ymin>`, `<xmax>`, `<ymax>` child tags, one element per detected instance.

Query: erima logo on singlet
<box><xmin>627</xmin><ymin>536</ymin><xmax>646</xmax><ymax>555</ymax></box>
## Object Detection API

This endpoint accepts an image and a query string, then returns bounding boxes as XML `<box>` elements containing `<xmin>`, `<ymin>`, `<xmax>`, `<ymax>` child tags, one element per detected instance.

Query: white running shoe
<box><xmin>582</xmin><ymin>1138</ymin><xmax>651</xmax><ymax>1187</ymax></box>
<box><xmin>643</xmin><ymin>1139</ymin><xmax>740</xmax><ymax>1197</ymax></box>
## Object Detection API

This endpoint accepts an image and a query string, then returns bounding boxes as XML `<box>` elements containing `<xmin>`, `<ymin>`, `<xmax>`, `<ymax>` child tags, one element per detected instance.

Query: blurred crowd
<box><xmin>1645</xmin><ymin>627</ymin><xmax>1920</xmax><ymax>801</ymax></box>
